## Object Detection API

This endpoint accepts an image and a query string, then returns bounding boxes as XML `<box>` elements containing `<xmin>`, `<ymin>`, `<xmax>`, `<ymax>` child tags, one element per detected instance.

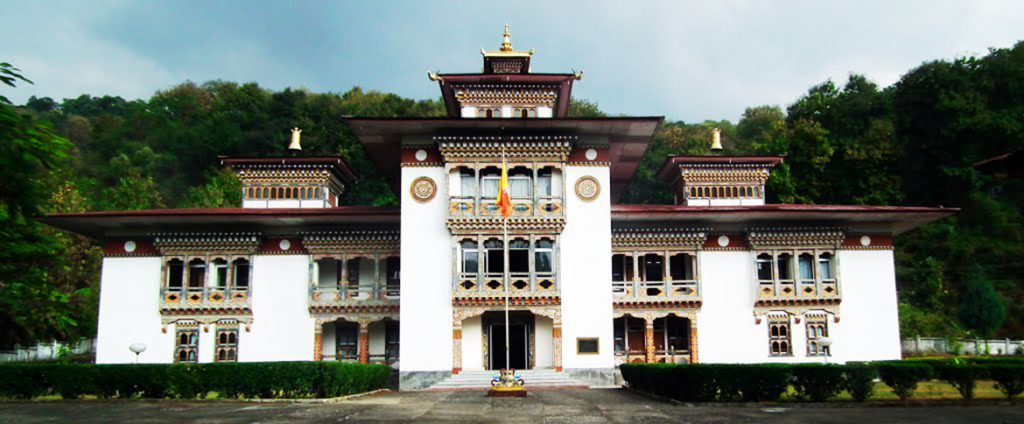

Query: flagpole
<box><xmin>502</xmin><ymin>148</ymin><xmax>511</xmax><ymax>371</ymax></box>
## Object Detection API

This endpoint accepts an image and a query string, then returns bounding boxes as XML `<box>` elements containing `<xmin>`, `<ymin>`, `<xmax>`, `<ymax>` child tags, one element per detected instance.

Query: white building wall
<box><xmin>95</xmin><ymin>257</ymin><xmax>171</xmax><ymax>364</ymax></box>
<box><xmin>462</xmin><ymin>316</ymin><xmax>483</xmax><ymax>371</ymax></box>
<box><xmin>399</xmin><ymin>166</ymin><xmax>453</xmax><ymax>375</ymax></box>
<box><xmin>461</xmin><ymin>106</ymin><xmax>478</xmax><ymax>118</ymax></box>
<box><xmin>369</xmin><ymin>321</ymin><xmax>386</xmax><ymax>357</ymax></box>
<box><xmin>537</xmin><ymin>106</ymin><xmax>553</xmax><ymax>118</ymax></box>
<box><xmin>832</xmin><ymin>250</ymin><xmax>902</xmax><ymax>361</ymax></box>
<box><xmin>239</xmin><ymin>255</ymin><xmax>313</xmax><ymax>362</ymax></box>
<box><xmin>697</xmin><ymin>249</ymin><xmax>899</xmax><ymax>364</ymax></box>
<box><xmin>535</xmin><ymin>316</ymin><xmax>554</xmax><ymax>368</ymax></box>
<box><xmin>198</xmin><ymin>328</ymin><xmax>215</xmax><ymax>363</ymax></box>
<box><xmin>322</xmin><ymin>323</ymin><xmax>337</xmax><ymax>359</ymax></box>
<box><xmin>559</xmin><ymin>166</ymin><xmax>614</xmax><ymax>370</ymax></box>
<box><xmin>697</xmin><ymin>251</ymin><xmax>760</xmax><ymax>363</ymax></box>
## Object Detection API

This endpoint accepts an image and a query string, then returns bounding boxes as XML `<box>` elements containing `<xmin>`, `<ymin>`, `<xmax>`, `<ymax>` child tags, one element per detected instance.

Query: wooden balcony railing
<box><xmin>612</xmin><ymin>279</ymin><xmax>700</xmax><ymax>302</ymax></box>
<box><xmin>310</xmin><ymin>282</ymin><xmax>400</xmax><ymax>308</ymax></box>
<box><xmin>161</xmin><ymin>286</ymin><xmax>250</xmax><ymax>310</ymax></box>
<box><xmin>449</xmin><ymin>196</ymin><xmax>563</xmax><ymax>219</ymax></box>
<box><xmin>756</xmin><ymin>279</ymin><xmax>839</xmax><ymax>302</ymax></box>
<box><xmin>454</xmin><ymin>271</ymin><xmax>558</xmax><ymax>299</ymax></box>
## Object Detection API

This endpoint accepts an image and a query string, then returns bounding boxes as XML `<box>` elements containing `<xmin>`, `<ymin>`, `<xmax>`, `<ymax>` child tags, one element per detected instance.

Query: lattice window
<box><xmin>768</xmin><ymin>319</ymin><xmax>791</xmax><ymax>356</ymax></box>
<box><xmin>175</xmin><ymin>328</ymin><xmax>199</xmax><ymax>363</ymax></box>
<box><xmin>215</xmin><ymin>327</ymin><xmax>238</xmax><ymax>362</ymax></box>
<box><xmin>806</xmin><ymin>319</ymin><xmax>830</xmax><ymax>356</ymax></box>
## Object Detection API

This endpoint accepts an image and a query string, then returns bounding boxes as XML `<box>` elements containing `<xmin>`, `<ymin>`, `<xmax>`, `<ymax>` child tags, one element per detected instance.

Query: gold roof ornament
<box><xmin>710</xmin><ymin>128</ymin><xmax>723</xmax><ymax>151</ymax></box>
<box><xmin>289</xmin><ymin>127</ymin><xmax>302</xmax><ymax>151</ymax></box>
<box><xmin>500</xmin><ymin>24</ymin><xmax>513</xmax><ymax>52</ymax></box>
<box><xmin>482</xmin><ymin>24</ymin><xmax>534</xmax><ymax>58</ymax></box>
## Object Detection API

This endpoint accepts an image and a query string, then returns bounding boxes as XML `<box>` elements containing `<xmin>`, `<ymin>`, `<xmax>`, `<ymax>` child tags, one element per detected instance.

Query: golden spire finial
<box><xmin>500</xmin><ymin>24</ymin><xmax>513</xmax><ymax>52</ymax></box>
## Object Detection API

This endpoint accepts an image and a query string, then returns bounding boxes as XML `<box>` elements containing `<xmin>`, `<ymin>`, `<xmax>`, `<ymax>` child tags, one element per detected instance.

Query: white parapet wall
<box><xmin>560</xmin><ymin>166</ymin><xmax>614</xmax><ymax>383</ymax></box>
<box><xmin>399</xmin><ymin>166</ymin><xmax>453</xmax><ymax>389</ymax></box>
<box><xmin>95</xmin><ymin>257</ymin><xmax>170</xmax><ymax>364</ymax></box>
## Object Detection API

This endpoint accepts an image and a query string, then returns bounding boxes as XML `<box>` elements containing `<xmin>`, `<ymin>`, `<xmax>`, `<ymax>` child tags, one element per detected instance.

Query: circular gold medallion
<box><xmin>411</xmin><ymin>177</ymin><xmax>437</xmax><ymax>203</ymax></box>
<box><xmin>575</xmin><ymin>176</ymin><xmax>600</xmax><ymax>202</ymax></box>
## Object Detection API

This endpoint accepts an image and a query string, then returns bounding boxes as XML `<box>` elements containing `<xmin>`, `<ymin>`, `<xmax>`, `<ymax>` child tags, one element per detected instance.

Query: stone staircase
<box><xmin>426</xmin><ymin>369</ymin><xmax>589</xmax><ymax>391</ymax></box>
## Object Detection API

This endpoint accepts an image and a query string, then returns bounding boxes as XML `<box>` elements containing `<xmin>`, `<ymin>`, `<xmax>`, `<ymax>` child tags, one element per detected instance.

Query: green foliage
<box><xmin>622</xmin><ymin>363</ymin><xmax>790</xmax><ymax>402</ymax></box>
<box><xmin>790</xmin><ymin>364</ymin><xmax>846</xmax><ymax>401</ymax></box>
<box><xmin>843</xmin><ymin>362</ymin><xmax>877</xmax><ymax>402</ymax></box>
<box><xmin>988</xmin><ymin>364</ymin><xmax>1024</xmax><ymax>399</ymax></box>
<box><xmin>182</xmin><ymin>168</ymin><xmax>243</xmax><ymax>208</ymax></box>
<box><xmin>958</xmin><ymin>267</ymin><xmax>1007</xmax><ymax>338</ymax></box>
<box><xmin>898</xmin><ymin>302</ymin><xmax>962</xmax><ymax>339</ymax></box>
<box><xmin>934</xmin><ymin>362</ymin><xmax>986</xmax><ymax>399</ymax></box>
<box><xmin>877</xmin><ymin>361</ymin><xmax>934</xmax><ymax>400</ymax></box>
<box><xmin>0</xmin><ymin>362</ymin><xmax>391</xmax><ymax>399</ymax></box>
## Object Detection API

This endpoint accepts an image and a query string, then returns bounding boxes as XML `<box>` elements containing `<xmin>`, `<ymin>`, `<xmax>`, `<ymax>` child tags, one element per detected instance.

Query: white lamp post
<box><xmin>818</xmin><ymin>337</ymin><xmax>833</xmax><ymax>364</ymax></box>
<box><xmin>129</xmin><ymin>343</ymin><xmax>147</xmax><ymax>364</ymax></box>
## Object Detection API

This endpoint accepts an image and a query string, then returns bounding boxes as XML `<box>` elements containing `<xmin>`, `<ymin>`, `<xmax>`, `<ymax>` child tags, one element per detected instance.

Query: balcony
<box><xmin>612</xmin><ymin>279</ymin><xmax>700</xmax><ymax>303</ymax></box>
<box><xmin>454</xmin><ymin>271</ymin><xmax>558</xmax><ymax>303</ymax></box>
<box><xmin>161</xmin><ymin>286</ymin><xmax>250</xmax><ymax>311</ymax></box>
<box><xmin>756</xmin><ymin>278</ymin><xmax>840</xmax><ymax>303</ymax></box>
<box><xmin>449</xmin><ymin>196</ymin><xmax>563</xmax><ymax>219</ymax></box>
<box><xmin>310</xmin><ymin>282</ymin><xmax>400</xmax><ymax>309</ymax></box>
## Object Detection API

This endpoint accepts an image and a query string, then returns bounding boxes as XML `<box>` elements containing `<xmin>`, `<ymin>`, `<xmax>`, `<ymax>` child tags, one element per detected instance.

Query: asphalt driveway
<box><xmin>1</xmin><ymin>389</ymin><xmax>1022</xmax><ymax>423</ymax></box>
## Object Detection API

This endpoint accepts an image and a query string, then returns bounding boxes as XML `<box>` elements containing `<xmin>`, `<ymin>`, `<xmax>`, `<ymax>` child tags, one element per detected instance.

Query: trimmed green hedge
<box><xmin>621</xmin><ymin>358</ymin><xmax>1024</xmax><ymax>403</ymax></box>
<box><xmin>0</xmin><ymin>362</ymin><xmax>391</xmax><ymax>399</ymax></box>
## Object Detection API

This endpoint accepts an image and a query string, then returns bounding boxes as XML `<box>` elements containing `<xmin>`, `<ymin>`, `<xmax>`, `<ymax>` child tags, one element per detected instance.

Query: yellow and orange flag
<box><xmin>496</xmin><ymin>157</ymin><xmax>512</xmax><ymax>219</ymax></box>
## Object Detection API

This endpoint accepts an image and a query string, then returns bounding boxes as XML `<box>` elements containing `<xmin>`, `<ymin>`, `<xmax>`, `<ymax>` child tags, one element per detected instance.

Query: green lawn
<box><xmin>814</xmin><ymin>380</ymin><xmax>1007</xmax><ymax>402</ymax></box>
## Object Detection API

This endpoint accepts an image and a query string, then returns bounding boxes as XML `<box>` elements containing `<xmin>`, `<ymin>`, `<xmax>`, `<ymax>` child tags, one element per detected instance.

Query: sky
<box><xmin>3</xmin><ymin>0</ymin><xmax>1024</xmax><ymax>122</ymax></box>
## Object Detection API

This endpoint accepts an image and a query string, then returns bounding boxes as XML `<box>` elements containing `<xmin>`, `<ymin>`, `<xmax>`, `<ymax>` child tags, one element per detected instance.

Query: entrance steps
<box><xmin>426</xmin><ymin>369</ymin><xmax>589</xmax><ymax>391</ymax></box>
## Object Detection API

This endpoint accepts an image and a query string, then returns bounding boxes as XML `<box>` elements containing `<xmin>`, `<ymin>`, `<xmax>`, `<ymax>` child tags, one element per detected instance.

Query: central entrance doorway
<box><xmin>483</xmin><ymin>311</ymin><xmax>532</xmax><ymax>370</ymax></box>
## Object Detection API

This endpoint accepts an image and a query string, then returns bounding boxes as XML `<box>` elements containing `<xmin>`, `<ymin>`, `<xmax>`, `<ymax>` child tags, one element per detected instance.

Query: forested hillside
<box><xmin>1</xmin><ymin>41</ymin><xmax>1021</xmax><ymax>348</ymax></box>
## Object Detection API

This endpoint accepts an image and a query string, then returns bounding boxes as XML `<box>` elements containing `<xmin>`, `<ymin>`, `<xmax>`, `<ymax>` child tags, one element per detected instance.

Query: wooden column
<box><xmin>644</xmin><ymin>319</ymin><xmax>656</xmax><ymax>363</ymax></box>
<box><xmin>358</xmin><ymin>321</ymin><xmax>370</xmax><ymax>364</ymax></box>
<box><xmin>452</xmin><ymin>327</ymin><xmax>463</xmax><ymax>374</ymax></box>
<box><xmin>689</xmin><ymin>320</ymin><xmax>699</xmax><ymax>364</ymax></box>
<box><xmin>553</xmin><ymin>323</ymin><xmax>563</xmax><ymax>372</ymax></box>
<box><xmin>313</xmin><ymin>325</ymin><xmax>324</xmax><ymax>362</ymax></box>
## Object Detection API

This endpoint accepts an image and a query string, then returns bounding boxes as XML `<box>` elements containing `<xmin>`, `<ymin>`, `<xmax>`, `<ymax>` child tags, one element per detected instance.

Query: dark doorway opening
<box><xmin>484</xmin><ymin>311</ymin><xmax>532</xmax><ymax>370</ymax></box>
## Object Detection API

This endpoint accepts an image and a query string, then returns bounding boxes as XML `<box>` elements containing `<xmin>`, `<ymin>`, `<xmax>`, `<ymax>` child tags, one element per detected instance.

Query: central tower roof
<box><xmin>429</xmin><ymin>25</ymin><xmax>582</xmax><ymax>118</ymax></box>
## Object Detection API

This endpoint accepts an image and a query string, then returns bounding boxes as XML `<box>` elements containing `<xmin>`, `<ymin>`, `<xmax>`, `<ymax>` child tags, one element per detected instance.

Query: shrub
<box><xmin>0</xmin><ymin>361</ymin><xmax>390</xmax><ymax>400</ymax></box>
<box><xmin>167</xmin><ymin>364</ymin><xmax>206</xmax><ymax>399</ymax></box>
<box><xmin>40</xmin><ymin>363</ymin><xmax>98</xmax><ymax>399</ymax></box>
<box><xmin>843</xmin><ymin>362</ymin><xmax>877</xmax><ymax>402</ymax></box>
<box><xmin>934</xmin><ymin>362</ymin><xmax>986</xmax><ymax>400</ymax></box>
<box><xmin>670</xmin><ymin>365</ymin><xmax>718</xmax><ymax>402</ymax></box>
<box><xmin>715</xmin><ymin>364</ymin><xmax>790</xmax><ymax>402</ymax></box>
<box><xmin>0</xmin><ymin>364</ymin><xmax>47</xmax><ymax>399</ymax></box>
<box><xmin>877</xmin><ymin>361</ymin><xmax>934</xmax><ymax>400</ymax></box>
<box><xmin>988</xmin><ymin>364</ymin><xmax>1024</xmax><ymax>399</ymax></box>
<box><xmin>791</xmin><ymin>364</ymin><xmax>845</xmax><ymax>401</ymax></box>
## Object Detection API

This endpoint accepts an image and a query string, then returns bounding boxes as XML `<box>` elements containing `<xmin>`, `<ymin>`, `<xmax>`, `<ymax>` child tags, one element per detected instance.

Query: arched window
<box><xmin>798</xmin><ymin>254</ymin><xmax>815</xmax><ymax>282</ymax></box>
<box><xmin>167</xmin><ymin>259</ymin><xmax>184</xmax><ymax>289</ymax></box>
<box><xmin>756</xmin><ymin>253</ymin><xmax>774</xmax><ymax>282</ymax></box>
<box><xmin>484</xmin><ymin>239</ymin><xmax>503</xmax><ymax>274</ymax></box>
<box><xmin>818</xmin><ymin>253</ymin><xmax>834</xmax><ymax>281</ymax></box>
<box><xmin>232</xmin><ymin>258</ymin><xmax>250</xmax><ymax>289</ymax></box>
<box><xmin>212</xmin><ymin>258</ymin><xmax>228</xmax><ymax>288</ymax></box>
<box><xmin>776</xmin><ymin>253</ymin><xmax>793</xmax><ymax>282</ymax></box>
<box><xmin>535</xmin><ymin>239</ymin><xmax>554</xmax><ymax>274</ymax></box>
<box><xmin>520</xmin><ymin>109</ymin><xmax>528</xmax><ymax>118</ymax></box>
<box><xmin>669</xmin><ymin>253</ymin><xmax>693</xmax><ymax>281</ymax></box>
<box><xmin>188</xmin><ymin>259</ymin><xmax>206</xmax><ymax>289</ymax></box>
<box><xmin>486</xmin><ymin>109</ymin><xmax>494</xmax><ymax>118</ymax></box>
<box><xmin>460</xmin><ymin>240</ymin><xmax>479</xmax><ymax>276</ymax></box>
<box><xmin>509</xmin><ymin>238</ymin><xmax>529</xmax><ymax>273</ymax></box>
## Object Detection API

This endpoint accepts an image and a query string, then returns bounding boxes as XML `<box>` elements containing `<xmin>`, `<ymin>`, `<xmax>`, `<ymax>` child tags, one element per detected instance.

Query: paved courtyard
<box><xmin>2</xmin><ymin>389</ymin><xmax>1023</xmax><ymax>423</ymax></box>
